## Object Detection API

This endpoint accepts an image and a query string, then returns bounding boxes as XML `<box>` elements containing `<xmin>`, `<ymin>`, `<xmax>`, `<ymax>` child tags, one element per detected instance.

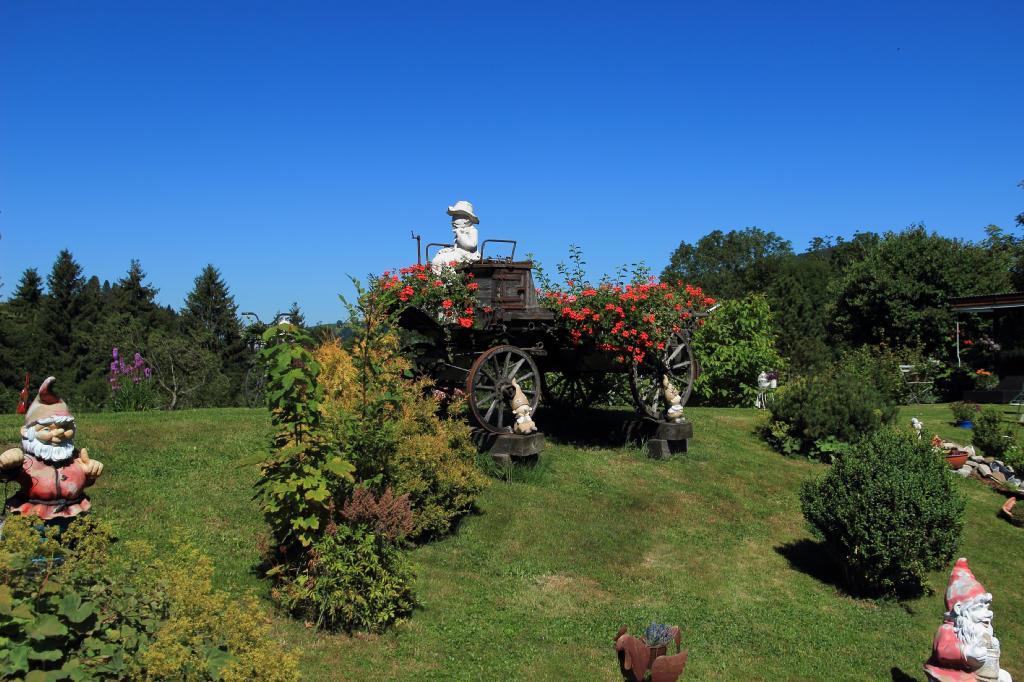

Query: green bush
<box><xmin>274</xmin><ymin>524</ymin><xmax>417</xmax><ymax>633</ymax></box>
<box><xmin>950</xmin><ymin>401</ymin><xmax>980</xmax><ymax>424</ymax></box>
<box><xmin>0</xmin><ymin>515</ymin><xmax>298</xmax><ymax>681</ymax></box>
<box><xmin>690</xmin><ymin>294</ymin><xmax>785</xmax><ymax>407</ymax></box>
<box><xmin>762</xmin><ymin>359</ymin><xmax>897</xmax><ymax>459</ymax></box>
<box><xmin>800</xmin><ymin>429</ymin><xmax>966</xmax><ymax>597</ymax></box>
<box><xmin>972</xmin><ymin>406</ymin><xmax>1017</xmax><ymax>459</ymax></box>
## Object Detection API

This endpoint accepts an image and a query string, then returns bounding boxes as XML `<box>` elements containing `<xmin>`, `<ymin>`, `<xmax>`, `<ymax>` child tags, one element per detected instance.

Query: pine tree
<box><xmin>42</xmin><ymin>250</ymin><xmax>86</xmax><ymax>369</ymax></box>
<box><xmin>181</xmin><ymin>265</ymin><xmax>245</xmax><ymax>404</ymax></box>
<box><xmin>285</xmin><ymin>302</ymin><xmax>306</xmax><ymax>328</ymax></box>
<box><xmin>111</xmin><ymin>259</ymin><xmax>159</xmax><ymax>321</ymax></box>
<box><xmin>9</xmin><ymin>268</ymin><xmax>44</xmax><ymax>310</ymax></box>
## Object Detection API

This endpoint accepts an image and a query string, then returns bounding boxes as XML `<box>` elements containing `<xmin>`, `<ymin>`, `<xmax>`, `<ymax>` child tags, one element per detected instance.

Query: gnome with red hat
<box><xmin>0</xmin><ymin>377</ymin><xmax>104</xmax><ymax>522</ymax></box>
<box><xmin>925</xmin><ymin>558</ymin><xmax>1012</xmax><ymax>682</ymax></box>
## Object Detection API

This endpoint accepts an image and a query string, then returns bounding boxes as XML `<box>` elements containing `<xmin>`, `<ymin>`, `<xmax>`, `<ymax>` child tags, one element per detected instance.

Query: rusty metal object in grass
<box><xmin>614</xmin><ymin>625</ymin><xmax>688</xmax><ymax>682</ymax></box>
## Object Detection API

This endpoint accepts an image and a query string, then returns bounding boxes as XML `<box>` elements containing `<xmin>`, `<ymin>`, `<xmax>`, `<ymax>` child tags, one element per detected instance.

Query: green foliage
<box><xmin>274</xmin><ymin>525</ymin><xmax>417</xmax><ymax>633</ymax></box>
<box><xmin>255</xmin><ymin>323</ymin><xmax>355</xmax><ymax>551</ymax></box>
<box><xmin>829</xmin><ymin>225</ymin><xmax>1011</xmax><ymax>356</ymax></box>
<box><xmin>0</xmin><ymin>515</ymin><xmax>298</xmax><ymax>681</ymax></box>
<box><xmin>762</xmin><ymin>352</ymin><xmax>898</xmax><ymax>458</ymax></box>
<box><xmin>662</xmin><ymin>227</ymin><xmax>793</xmax><ymax>300</ymax></box>
<box><xmin>971</xmin><ymin>406</ymin><xmax>1016</xmax><ymax>459</ymax></box>
<box><xmin>950</xmin><ymin>401</ymin><xmax>980</xmax><ymax>423</ymax></box>
<box><xmin>690</xmin><ymin>294</ymin><xmax>784</xmax><ymax>406</ymax></box>
<box><xmin>800</xmin><ymin>429</ymin><xmax>966</xmax><ymax>597</ymax></box>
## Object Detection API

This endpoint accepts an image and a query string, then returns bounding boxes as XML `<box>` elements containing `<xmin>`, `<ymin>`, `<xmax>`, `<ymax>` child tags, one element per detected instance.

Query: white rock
<box><xmin>955</xmin><ymin>466</ymin><xmax>972</xmax><ymax>477</ymax></box>
<box><xmin>977</xmin><ymin>464</ymin><xmax>992</xmax><ymax>477</ymax></box>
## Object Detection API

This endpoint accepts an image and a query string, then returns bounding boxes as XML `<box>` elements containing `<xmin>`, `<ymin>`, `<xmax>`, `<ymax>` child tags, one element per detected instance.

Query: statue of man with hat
<box><xmin>431</xmin><ymin>199</ymin><xmax>481</xmax><ymax>271</ymax></box>
<box><xmin>0</xmin><ymin>377</ymin><xmax>104</xmax><ymax>524</ymax></box>
<box><xmin>924</xmin><ymin>557</ymin><xmax>1012</xmax><ymax>682</ymax></box>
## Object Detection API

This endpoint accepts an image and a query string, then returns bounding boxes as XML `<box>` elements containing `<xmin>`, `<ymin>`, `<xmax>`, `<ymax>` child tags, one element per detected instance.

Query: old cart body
<box><xmin>401</xmin><ymin>240</ymin><xmax>698</xmax><ymax>433</ymax></box>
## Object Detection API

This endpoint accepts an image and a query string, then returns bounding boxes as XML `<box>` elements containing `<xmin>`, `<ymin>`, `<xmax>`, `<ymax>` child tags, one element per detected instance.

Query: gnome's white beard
<box><xmin>22</xmin><ymin>434</ymin><xmax>75</xmax><ymax>463</ymax></box>
<box><xmin>955</xmin><ymin>611</ymin><xmax>993</xmax><ymax>648</ymax></box>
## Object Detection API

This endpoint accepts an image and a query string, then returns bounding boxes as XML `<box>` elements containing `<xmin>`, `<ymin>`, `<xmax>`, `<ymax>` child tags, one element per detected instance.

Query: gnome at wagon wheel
<box><xmin>0</xmin><ymin>377</ymin><xmax>104</xmax><ymax>528</ymax></box>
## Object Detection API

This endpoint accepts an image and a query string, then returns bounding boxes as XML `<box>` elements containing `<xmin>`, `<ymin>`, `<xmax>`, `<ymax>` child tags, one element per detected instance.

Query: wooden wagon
<box><xmin>400</xmin><ymin>239</ymin><xmax>699</xmax><ymax>433</ymax></box>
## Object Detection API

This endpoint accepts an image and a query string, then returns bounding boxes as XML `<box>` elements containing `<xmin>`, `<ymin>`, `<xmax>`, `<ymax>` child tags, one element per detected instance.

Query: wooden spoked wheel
<box><xmin>628</xmin><ymin>333</ymin><xmax>697</xmax><ymax>420</ymax></box>
<box><xmin>466</xmin><ymin>345</ymin><xmax>541</xmax><ymax>433</ymax></box>
<box><xmin>543</xmin><ymin>371</ymin><xmax>609</xmax><ymax>410</ymax></box>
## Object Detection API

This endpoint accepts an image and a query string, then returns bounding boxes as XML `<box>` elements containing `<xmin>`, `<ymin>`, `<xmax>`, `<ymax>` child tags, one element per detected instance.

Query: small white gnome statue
<box><xmin>662</xmin><ymin>376</ymin><xmax>685</xmax><ymax>423</ymax></box>
<box><xmin>510</xmin><ymin>378</ymin><xmax>537</xmax><ymax>435</ymax></box>
<box><xmin>911</xmin><ymin>417</ymin><xmax>924</xmax><ymax>439</ymax></box>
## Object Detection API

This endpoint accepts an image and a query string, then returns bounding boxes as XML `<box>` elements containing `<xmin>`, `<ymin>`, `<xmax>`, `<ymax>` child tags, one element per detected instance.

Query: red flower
<box><xmin>467</xmin><ymin>282</ymin><xmax>479</xmax><ymax>291</ymax></box>
<box><xmin>458</xmin><ymin>317</ymin><xmax>473</xmax><ymax>328</ymax></box>
<box><xmin>442</xmin><ymin>299</ymin><xmax>453</xmax><ymax>309</ymax></box>
<box><xmin>433</xmin><ymin>280</ymin><xmax>444</xmax><ymax>288</ymax></box>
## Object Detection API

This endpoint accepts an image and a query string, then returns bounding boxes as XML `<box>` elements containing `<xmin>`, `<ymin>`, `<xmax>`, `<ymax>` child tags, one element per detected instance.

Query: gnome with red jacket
<box><xmin>0</xmin><ymin>377</ymin><xmax>104</xmax><ymax>522</ymax></box>
<box><xmin>925</xmin><ymin>558</ymin><xmax>1013</xmax><ymax>682</ymax></box>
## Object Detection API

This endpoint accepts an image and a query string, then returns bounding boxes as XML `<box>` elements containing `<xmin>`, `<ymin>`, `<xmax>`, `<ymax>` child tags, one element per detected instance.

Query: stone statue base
<box><xmin>624</xmin><ymin>419</ymin><xmax>692</xmax><ymax>460</ymax></box>
<box><xmin>474</xmin><ymin>430</ymin><xmax>545</xmax><ymax>466</ymax></box>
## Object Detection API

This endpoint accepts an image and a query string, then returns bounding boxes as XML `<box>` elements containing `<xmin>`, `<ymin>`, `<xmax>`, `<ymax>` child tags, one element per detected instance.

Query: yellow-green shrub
<box><xmin>0</xmin><ymin>514</ymin><xmax>298</xmax><ymax>681</ymax></box>
<box><xmin>315</xmin><ymin>337</ymin><xmax>488</xmax><ymax>541</ymax></box>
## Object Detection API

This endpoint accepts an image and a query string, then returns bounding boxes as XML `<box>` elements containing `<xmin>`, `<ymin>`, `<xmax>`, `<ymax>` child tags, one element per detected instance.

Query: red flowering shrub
<box><xmin>371</xmin><ymin>263</ymin><xmax>478</xmax><ymax>328</ymax></box>
<box><xmin>539</xmin><ymin>279</ymin><xmax>715</xmax><ymax>364</ymax></box>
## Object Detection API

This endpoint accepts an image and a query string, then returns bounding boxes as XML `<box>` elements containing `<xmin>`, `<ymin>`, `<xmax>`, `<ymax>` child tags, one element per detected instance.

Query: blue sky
<box><xmin>2</xmin><ymin>1</ymin><xmax>1022</xmax><ymax>324</ymax></box>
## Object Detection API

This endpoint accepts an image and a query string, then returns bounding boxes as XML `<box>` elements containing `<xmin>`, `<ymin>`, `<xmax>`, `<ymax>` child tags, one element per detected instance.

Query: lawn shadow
<box><xmin>775</xmin><ymin>539</ymin><xmax>928</xmax><ymax>601</ymax></box>
<box><xmin>539</xmin><ymin>406</ymin><xmax>650</xmax><ymax>448</ymax></box>
<box><xmin>890</xmin><ymin>667</ymin><xmax>917</xmax><ymax>682</ymax></box>
<box><xmin>775</xmin><ymin>539</ymin><xmax>848</xmax><ymax>593</ymax></box>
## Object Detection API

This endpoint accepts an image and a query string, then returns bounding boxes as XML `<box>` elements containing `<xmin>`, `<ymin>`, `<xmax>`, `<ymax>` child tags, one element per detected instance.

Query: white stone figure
<box><xmin>662</xmin><ymin>376</ymin><xmax>685</xmax><ymax>423</ymax></box>
<box><xmin>510</xmin><ymin>378</ymin><xmax>537</xmax><ymax>435</ymax></box>
<box><xmin>431</xmin><ymin>200</ymin><xmax>481</xmax><ymax>271</ymax></box>
<box><xmin>911</xmin><ymin>417</ymin><xmax>924</xmax><ymax>439</ymax></box>
<box><xmin>756</xmin><ymin>372</ymin><xmax>770</xmax><ymax>409</ymax></box>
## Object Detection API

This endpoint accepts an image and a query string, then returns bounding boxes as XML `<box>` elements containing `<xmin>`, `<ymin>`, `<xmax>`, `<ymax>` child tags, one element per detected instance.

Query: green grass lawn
<box><xmin>4</xmin><ymin>404</ymin><xmax>1022</xmax><ymax>681</ymax></box>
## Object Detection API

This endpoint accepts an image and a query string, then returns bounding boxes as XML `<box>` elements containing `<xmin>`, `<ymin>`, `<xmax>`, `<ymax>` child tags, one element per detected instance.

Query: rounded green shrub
<box><xmin>763</xmin><ymin>367</ymin><xmax>897</xmax><ymax>458</ymax></box>
<box><xmin>799</xmin><ymin>429</ymin><xmax>966</xmax><ymax>597</ymax></box>
<box><xmin>275</xmin><ymin>525</ymin><xmax>418</xmax><ymax>633</ymax></box>
<box><xmin>971</xmin><ymin>405</ymin><xmax>1017</xmax><ymax>459</ymax></box>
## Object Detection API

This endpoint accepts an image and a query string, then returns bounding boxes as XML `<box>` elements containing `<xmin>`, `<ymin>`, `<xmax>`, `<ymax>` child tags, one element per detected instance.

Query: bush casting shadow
<box><xmin>775</xmin><ymin>539</ymin><xmax>927</xmax><ymax>600</ymax></box>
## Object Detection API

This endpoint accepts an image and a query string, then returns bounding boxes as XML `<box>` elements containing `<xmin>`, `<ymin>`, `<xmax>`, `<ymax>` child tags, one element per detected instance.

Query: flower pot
<box><xmin>646</xmin><ymin>644</ymin><xmax>668</xmax><ymax>670</ymax></box>
<box><xmin>945</xmin><ymin>451</ymin><xmax>969</xmax><ymax>469</ymax></box>
<box><xmin>956</xmin><ymin>420</ymin><xmax>974</xmax><ymax>429</ymax></box>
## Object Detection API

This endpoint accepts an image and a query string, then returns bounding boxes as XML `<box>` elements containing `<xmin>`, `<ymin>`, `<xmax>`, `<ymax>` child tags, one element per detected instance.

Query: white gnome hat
<box><xmin>24</xmin><ymin>377</ymin><xmax>72</xmax><ymax>426</ymax></box>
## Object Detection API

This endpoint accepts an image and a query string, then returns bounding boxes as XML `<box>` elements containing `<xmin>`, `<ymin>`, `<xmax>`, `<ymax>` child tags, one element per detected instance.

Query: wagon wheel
<box><xmin>466</xmin><ymin>345</ymin><xmax>541</xmax><ymax>433</ymax></box>
<box><xmin>628</xmin><ymin>333</ymin><xmax>697</xmax><ymax>420</ymax></box>
<box><xmin>543</xmin><ymin>371</ymin><xmax>609</xmax><ymax>410</ymax></box>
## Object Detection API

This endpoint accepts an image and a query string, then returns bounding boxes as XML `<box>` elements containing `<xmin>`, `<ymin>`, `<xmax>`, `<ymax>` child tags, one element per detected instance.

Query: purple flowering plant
<box><xmin>107</xmin><ymin>347</ymin><xmax>159</xmax><ymax>411</ymax></box>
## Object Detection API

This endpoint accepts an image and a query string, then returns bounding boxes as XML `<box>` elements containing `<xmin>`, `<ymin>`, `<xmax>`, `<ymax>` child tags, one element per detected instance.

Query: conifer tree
<box><xmin>10</xmin><ymin>268</ymin><xmax>44</xmax><ymax>310</ymax></box>
<box><xmin>41</xmin><ymin>250</ymin><xmax>86</xmax><ymax>369</ymax></box>
<box><xmin>111</xmin><ymin>259</ymin><xmax>159</xmax><ymax>321</ymax></box>
<box><xmin>181</xmin><ymin>265</ymin><xmax>245</xmax><ymax>404</ymax></box>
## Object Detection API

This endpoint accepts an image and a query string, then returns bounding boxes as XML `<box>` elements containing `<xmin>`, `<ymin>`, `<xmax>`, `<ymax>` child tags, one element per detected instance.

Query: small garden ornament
<box><xmin>662</xmin><ymin>376</ymin><xmax>685</xmax><ymax>423</ymax></box>
<box><xmin>510</xmin><ymin>378</ymin><xmax>537</xmax><ymax>435</ymax></box>
<box><xmin>912</xmin><ymin>417</ymin><xmax>924</xmax><ymax>439</ymax></box>
<box><xmin>924</xmin><ymin>558</ymin><xmax>1012</xmax><ymax>682</ymax></box>
<box><xmin>614</xmin><ymin>624</ymin><xmax>687</xmax><ymax>682</ymax></box>
<box><xmin>430</xmin><ymin>199</ymin><xmax>482</xmax><ymax>271</ymax></box>
<box><xmin>0</xmin><ymin>377</ymin><xmax>104</xmax><ymax>523</ymax></box>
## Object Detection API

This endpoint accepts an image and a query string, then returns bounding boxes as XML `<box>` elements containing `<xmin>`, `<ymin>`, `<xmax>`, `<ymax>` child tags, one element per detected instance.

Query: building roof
<box><xmin>949</xmin><ymin>292</ymin><xmax>1024</xmax><ymax>313</ymax></box>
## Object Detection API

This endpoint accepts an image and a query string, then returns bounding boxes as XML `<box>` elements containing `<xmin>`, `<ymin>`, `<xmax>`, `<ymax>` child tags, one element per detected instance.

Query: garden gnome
<box><xmin>510</xmin><ymin>378</ymin><xmax>537</xmax><ymax>435</ymax></box>
<box><xmin>662</xmin><ymin>376</ymin><xmax>685</xmax><ymax>423</ymax></box>
<box><xmin>912</xmin><ymin>417</ymin><xmax>924</xmax><ymax>439</ymax></box>
<box><xmin>924</xmin><ymin>558</ymin><xmax>1012</xmax><ymax>682</ymax></box>
<box><xmin>0</xmin><ymin>377</ymin><xmax>104</xmax><ymax>522</ymax></box>
<box><xmin>431</xmin><ymin>200</ymin><xmax>481</xmax><ymax>270</ymax></box>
